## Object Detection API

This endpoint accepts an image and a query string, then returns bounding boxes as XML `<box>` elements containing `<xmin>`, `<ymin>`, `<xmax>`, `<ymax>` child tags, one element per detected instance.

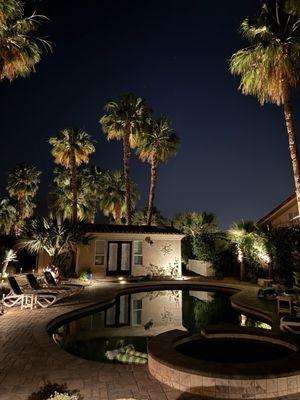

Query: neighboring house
<box><xmin>257</xmin><ymin>193</ymin><xmax>299</xmax><ymax>228</ymax></box>
<box><xmin>37</xmin><ymin>224</ymin><xmax>184</xmax><ymax>278</ymax></box>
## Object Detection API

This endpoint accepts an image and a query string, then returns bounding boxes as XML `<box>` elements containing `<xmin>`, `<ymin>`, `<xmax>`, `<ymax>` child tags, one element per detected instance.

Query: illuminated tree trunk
<box><xmin>70</xmin><ymin>149</ymin><xmax>78</xmax><ymax>223</ymax></box>
<box><xmin>147</xmin><ymin>152</ymin><xmax>158</xmax><ymax>226</ymax></box>
<box><xmin>113</xmin><ymin>203</ymin><xmax>122</xmax><ymax>224</ymax></box>
<box><xmin>282</xmin><ymin>80</ymin><xmax>300</xmax><ymax>217</ymax></box>
<box><xmin>123</xmin><ymin>128</ymin><xmax>132</xmax><ymax>225</ymax></box>
<box><xmin>238</xmin><ymin>247</ymin><xmax>246</xmax><ymax>281</ymax></box>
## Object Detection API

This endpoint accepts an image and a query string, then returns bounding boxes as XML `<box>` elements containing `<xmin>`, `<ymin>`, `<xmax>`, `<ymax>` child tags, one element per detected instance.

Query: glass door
<box><xmin>107</xmin><ymin>241</ymin><xmax>132</xmax><ymax>275</ymax></box>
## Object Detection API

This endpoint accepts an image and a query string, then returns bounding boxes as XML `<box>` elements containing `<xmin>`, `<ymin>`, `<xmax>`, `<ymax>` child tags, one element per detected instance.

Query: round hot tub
<box><xmin>148</xmin><ymin>328</ymin><xmax>300</xmax><ymax>399</ymax></box>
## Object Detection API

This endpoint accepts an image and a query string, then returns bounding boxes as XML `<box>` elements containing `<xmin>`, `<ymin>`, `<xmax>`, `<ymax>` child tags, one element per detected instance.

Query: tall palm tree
<box><xmin>7</xmin><ymin>163</ymin><xmax>41</xmax><ymax>233</ymax></box>
<box><xmin>51</xmin><ymin>167</ymin><xmax>103</xmax><ymax>223</ymax></box>
<box><xmin>49</xmin><ymin>128</ymin><xmax>95</xmax><ymax>223</ymax></box>
<box><xmin>0</xmin><ymin>198</ymin><xmax>17</xmax><ymax>234</ymax></box>
<box><xmin>135</xmin><ymin>117</ymin><xmax>179</xmax><ymax>225</ymax></box>
<box><xmin>100</xmin><ymin>93</ymin><xmax>151</xmax><ymax>225</ymax></box>
<box><xmin>0</xmin><ymin>0</ymin><xmax>51</xmax><ymax>81</ymax></box>
<box><xmin>230</xmin><ymin>0</ymin><xmax>300</xmax><ymax>216</ymax></box>
<box><xmin>99</xmin><ymin>170</ymin><xmax>139</xmax><ymax>224</ymax></box>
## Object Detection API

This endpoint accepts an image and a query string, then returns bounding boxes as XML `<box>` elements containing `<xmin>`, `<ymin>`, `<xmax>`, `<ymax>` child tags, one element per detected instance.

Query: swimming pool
<box><xmin>51</xmin><ymin>287</ymin><xmax>270</xmax><ymax>363</ymax></box>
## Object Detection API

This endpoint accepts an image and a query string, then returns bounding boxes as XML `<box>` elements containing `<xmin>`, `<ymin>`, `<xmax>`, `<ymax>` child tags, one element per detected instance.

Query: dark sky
<box><xmin>0</xmin><ymin>0</ymin><xmax>297</xmax><ymax>228</ymax></box>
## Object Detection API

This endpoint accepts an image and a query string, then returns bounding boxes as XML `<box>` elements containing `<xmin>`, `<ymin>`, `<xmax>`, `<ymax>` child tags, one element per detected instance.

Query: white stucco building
<box><xmin>37</xmin><ymin>224</ymin><xmax>184</xmax><ymax>278</ymax></box>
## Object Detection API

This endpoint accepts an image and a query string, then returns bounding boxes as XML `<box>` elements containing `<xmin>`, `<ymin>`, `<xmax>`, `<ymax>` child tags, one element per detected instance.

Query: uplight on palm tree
<box><xmin>6</xmin><ymin>163</ymin><xmax>41</xmax><ymax>233</ymax></box>
<box><xmin>135</xmin><ymin>117</ymin><xmax>179</xmax><ymax>225</ymax></box>
<box><xmin>230</xmin><ymin>0</ymin><xmax>300</xmax><ymax>216</ymax></box>
<box><xmin>100</xmin><ymin>93</ymin><xmax>151</xmax><ymax>225</ymax></box>
<box><xmin>49</xmin><ymin>128</ymin><xmax>95</xmax><ymax>223</ymax></box>
<box><xmin>0</xmin><ymin>0</ymin><xmax>51</xmax><ymax>81</ymax></box>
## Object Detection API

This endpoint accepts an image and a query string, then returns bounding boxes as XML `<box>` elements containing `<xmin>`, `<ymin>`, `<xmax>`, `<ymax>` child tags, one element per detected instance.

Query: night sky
<box><xmin>0</xmin><ymin>0</ymin><xmax>297</xmax><ymax>229</ymax></box>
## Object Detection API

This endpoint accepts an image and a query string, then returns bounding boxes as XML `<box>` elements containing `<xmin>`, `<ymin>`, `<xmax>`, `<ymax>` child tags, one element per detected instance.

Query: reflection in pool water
<box><xmin>52</xmin><ymin>289</ymin><xmax>271</xmax><ymax>362</ymax></box>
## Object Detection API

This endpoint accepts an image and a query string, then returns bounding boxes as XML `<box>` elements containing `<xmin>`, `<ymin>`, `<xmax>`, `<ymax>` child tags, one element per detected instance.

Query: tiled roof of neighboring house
<box><xmin>84</xmin><ymin>223</ymin><xmax>182</xmax><ymax>235</ymax></box>
<box><xmin>257</xmin><ymin>193</ymin><xmax>296</xmax><ymax>225</ymax></box>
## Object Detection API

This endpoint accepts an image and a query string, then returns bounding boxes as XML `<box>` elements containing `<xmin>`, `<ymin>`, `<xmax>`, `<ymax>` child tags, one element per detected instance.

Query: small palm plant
<box><xmin>100</xmin><ymin>93</ymin><xmax>151</xmax><ymax>224</ymax></box>
<box><xmin>135</xmin><ymin>117</ymin><xmax>179</xmax><ymax>225</ymax></box>
<box><xmin>49</xmin><ymin>128</ymin><xmax>95</xmax><ymax>223</ymax></box>
<box><xmin>228</xmin><ymin>221</ymin><xmax>270</xmax><ymax>281</ymax></box>
<box><xmin>0</xmin><ymin>198</ymin><xmax>17</xmax><ymax>234</ymax></box>
<box><xmin>6</xmin><ymin>163</ymin><xmax>41</xmax><ymax>234</ymax></box>
<box><xmin>230</xmin><ymin>0</ymin><xmax>300</xmax><ymax>216</ymax></box>
<box><xmin>0</xmin><ymin>0</ymin><xmax>51</xmax><ymax>81</ymax></box>
<box><xmin>99</xmin><ymin>170</ymin><xmax>139</xmax><ymax>224</ymax></box>
<box><xmin>0</xmin><ymin>248</ymin><xmax>17</xmax><ymax>278</ymax></box>
<box><xmin>19</xmin><ymin>215</ymin><xmax>91</xmax><ymax>273</ymax></box>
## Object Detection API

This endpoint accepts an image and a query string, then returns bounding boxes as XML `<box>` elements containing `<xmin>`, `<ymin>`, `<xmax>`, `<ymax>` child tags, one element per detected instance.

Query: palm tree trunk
<box><xmin>147</xmin><ymin>153</ymin><xmax>158</xmax><ymax>226</ymax></box>
<box><xmin>123</xmin><ymin>128</ymin><xmax>132</xmax><ymax>225</ymax></box>
<box><xmin>15</xmin><ymin>196</ymin><xmax>25</xmax><ymax>235</ymax></box>
<box><xmin>282</xmin><ymin>80</ymin><xmax>300</xmax><ymax>216</ymax></box>
<box><xmin>70</xmin><ymin>149</ymin><xmax>78</xmax><ymax>223</ymax></box>
<box><xmin>113</xmin><ymin>203</ymin><xmax>122</xmax><ymax>224</ymax></box>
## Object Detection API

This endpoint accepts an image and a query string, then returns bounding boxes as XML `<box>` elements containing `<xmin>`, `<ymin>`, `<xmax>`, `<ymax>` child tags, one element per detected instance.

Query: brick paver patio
<box><xmin>0</xmin><ymin>278</ymin><xmax>299</xmax><ymax>400</ymax></box>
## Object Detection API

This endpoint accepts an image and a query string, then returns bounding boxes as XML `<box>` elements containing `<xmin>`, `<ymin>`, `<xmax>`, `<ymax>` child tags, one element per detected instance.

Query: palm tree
<box><xmin>100</xmin><ymin>93</ymin><xmax>151</xmax><ymax>225</ymax></box>
<box><xmin>6</xmin><ymin>163</ymin><xmax>41</xmax><ymax>233</ymax></box>
<box><xmin>19</xmin><ymin>215</ymin><xmax>91</xmax><ymax>273</ymax></box>
<box><xmin>99</xmin><ymin>170</ymin><xmax>139</xmax><ymax>224</ymax></box>
<box><xmin>135</xmin><ymin>117</ymin><xmax>179</xmax><ymax>225</ymax></box>
<box><xmin>0</xmin><ymin>248</ymin><xmax>17</xmax><ymax>278</ymax></box>
<box><xmin>51</xmin><ymin>167</ymin><xmax>103</xmax><ymax>223</ymax></box>
<box><xmin>228</xmin><ymin>221</ymin><xmax>270</xmax><ymax>281</ymax></box>
<box><xmin>230</xmin><ymin>0</ymin><xmax>300</xmax><ymax>216</ymax></box>
<box><xmin>0</xmin><ymin>0</ymin><xmax>51</xmax><ymax>81</ymax></box>
<box><xmin>49</xmin><ymin>128</ymin><xmax>95</xmax><ymax>223</ymax></box>
<box><xmin>0</xmin><ymin>198</ymin><xmax>17</xmax><ymax>234</ymax></box>
<box><xmin>173</xmin><ymin>212</ymin><xmax>218</xmax><ymax>237</ymax></box>
<box><xmin>132</xmin><ymin>206</ymin><xmax>168</xmax><ymax>226</ymax></box>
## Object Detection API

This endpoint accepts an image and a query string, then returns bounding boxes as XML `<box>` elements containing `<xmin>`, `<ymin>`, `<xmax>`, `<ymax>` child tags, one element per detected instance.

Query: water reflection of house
<box><xmin>37</xmin><ymin>224</ymin><xmax>184</xmax><ymax>278</ymax></box>
<box><xmin>258</xmin><ymin>193</ymin><xmax>299</xmax><ymax>228</ymax></box>
<box><xmin>68</xmin><ymin>291</ymin><xmax>184</xmax><ymax>340</ymax></box>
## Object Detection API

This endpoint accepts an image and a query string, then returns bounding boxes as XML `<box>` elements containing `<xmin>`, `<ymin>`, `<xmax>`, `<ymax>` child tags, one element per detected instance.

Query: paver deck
<box><xmin>0</xmin><ymin>278</ymin><xmax>298</xmax><ymax>400</ymax></box>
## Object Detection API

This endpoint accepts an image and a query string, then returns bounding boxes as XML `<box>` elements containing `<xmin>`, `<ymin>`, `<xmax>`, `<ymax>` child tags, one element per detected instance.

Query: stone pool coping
<box><xmin>148</xmin><ymin>329</ymin><xmax>300</xmax><ymax>379</ymax></box>
<box><xmin>0</xmin><ymin>277</ymin><xmax>295</xmax><ymax>400</ymax></box>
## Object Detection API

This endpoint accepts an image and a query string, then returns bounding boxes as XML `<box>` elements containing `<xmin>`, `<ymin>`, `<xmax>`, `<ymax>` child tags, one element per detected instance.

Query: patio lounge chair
<box><xmin>3</xmin><ymin>276</ymin><xmax>62</xmax><ymax>309</ymax></box>
<box><xmin>280</xmin><ymin>316</ymin><xmax>300</xmax><ymax>334</ymax></box>
<box><xmin>26</xmin><ymin>273</ymin><xmax>72</xmax><ymax>296</ymax></box>
<box><xmin>43</xmin><ymin>271</ymin><xmax>83</xmax><ymax>293</ymax></box>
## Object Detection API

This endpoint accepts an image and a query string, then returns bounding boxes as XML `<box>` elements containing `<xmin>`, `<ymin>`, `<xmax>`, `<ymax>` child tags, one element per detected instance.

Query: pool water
<box><xmin>52</xmin><ymin>289</ymin><xmax>270</xmax><ymax>362</ymax></box>
<box><xmin>176</xmin><ymin>338</ymin><xmax>294</xmax><ymax>363</ymax></box>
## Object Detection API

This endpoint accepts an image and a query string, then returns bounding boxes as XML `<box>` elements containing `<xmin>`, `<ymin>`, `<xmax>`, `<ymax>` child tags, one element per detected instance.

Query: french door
<box><xmin>107</xmin><ymin>241</ymin><xmax>131</xmax><ymax>275</ymax></box>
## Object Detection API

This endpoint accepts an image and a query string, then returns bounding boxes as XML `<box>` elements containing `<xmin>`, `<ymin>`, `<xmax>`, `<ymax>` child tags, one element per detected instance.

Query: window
<box><xmin>132</xmin><ymin>299</ymin><xmax>142</xmax><ymax>326</ymax></box>
<box><xmin>95</xmin><ymin>240</ymin><xmax>105</xmax><ymax>265</ymax></box>
<box><xmin>133</xmin><ymin>240</ymin><xmax>143</xmax><ymax>266</ymax></box>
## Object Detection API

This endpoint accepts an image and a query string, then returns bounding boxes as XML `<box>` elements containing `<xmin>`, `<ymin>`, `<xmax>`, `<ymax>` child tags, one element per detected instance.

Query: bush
<box><xmin>27</xmin><ymin>382</ymin><xmax>83</xmax><ymax>400</ymax></box>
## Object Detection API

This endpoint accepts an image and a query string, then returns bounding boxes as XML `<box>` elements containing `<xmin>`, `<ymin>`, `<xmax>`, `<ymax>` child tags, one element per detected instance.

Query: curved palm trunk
<box><xmin>123</xmin><ymin>129</ymin><xmax>132</xmax><ymax>225</ymax></box>
<box><xmin>282</xmin><ymin>81</ymin><xmax>300</xmax><ymax>217</ymax></box>
<box><xmin>70</xmin><ymin>149</ymin><xmax>78</xmax><ymax>223</ymax></box>
<box><xmin>147</xmin><ymin>153</ymin><xmax>158</xmax><ymax>226</ymax></box>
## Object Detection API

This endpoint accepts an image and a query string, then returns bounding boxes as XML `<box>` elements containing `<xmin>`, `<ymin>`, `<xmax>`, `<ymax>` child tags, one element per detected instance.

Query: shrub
<box><xmin>27</xmin><ymin>382</ymin><xmax>83</xmax><ymax>400</ymax></box>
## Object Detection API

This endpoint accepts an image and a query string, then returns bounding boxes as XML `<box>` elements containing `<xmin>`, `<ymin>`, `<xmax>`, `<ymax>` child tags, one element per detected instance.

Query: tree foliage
<box><xmin>0</xmin><ymin>0</ymin><xmax>51</xmax><ymax>81</ymax></box>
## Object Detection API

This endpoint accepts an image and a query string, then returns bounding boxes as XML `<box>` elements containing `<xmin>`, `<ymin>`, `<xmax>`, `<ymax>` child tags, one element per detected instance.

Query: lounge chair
<box><xmin>280</xmin><ymin>316</ymin><xmax>300</xmax><ymax>334</ymax></box>
<box><xmin>257</xmin><ymin>287</ymin><xmax>277</xmax><ymax>300</ymax></box>
<box><xmin>3</xmin><ymin>276</ymin><xmax>62</xmax><ymax>309</ymax></box>
<box><xmin>44</xmin><ymin>271</ymin><xmax>83</xmax><ymax>293</ymax></box>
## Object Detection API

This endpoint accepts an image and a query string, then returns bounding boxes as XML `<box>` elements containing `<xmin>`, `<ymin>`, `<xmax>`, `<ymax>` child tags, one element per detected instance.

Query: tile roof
<box><xmin>84</xmin><ymin>223</ymin><xmax>182</xmax><ymax>235</ymax></box>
